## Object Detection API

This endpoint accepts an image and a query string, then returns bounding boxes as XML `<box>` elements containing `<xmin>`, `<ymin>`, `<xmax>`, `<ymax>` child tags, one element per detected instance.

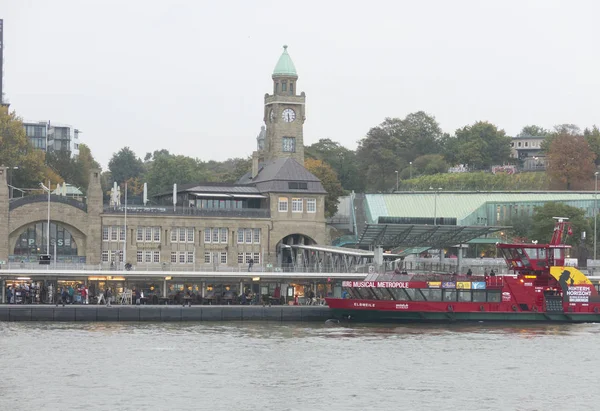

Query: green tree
<box><xmin>444</xmin><ymin>122</ymin><xmax>512</xmax><ymax>170</ymax></box>
<box><xmin>145</xmin><ymin>154</ymin><xmax>208</xmax><ymax>196</ymax></box>
<box><xmin>531</xmin><ymin>203</ymin><xmax>590</xmax><ymax>246</ymax></box>
<box><xmin>108</xmin><ymin>147</ymin><xmax>145</xmax><ymax>184</ymax></box>
<box><xmin>584</xmin><ymin>126</ymin><xmax>600</xmax><ymax>166</ymax></box>
<box><xmin>500</xmin><ymin>214</ymin><xmax>533</xmax><ymax>242</ymax></box>
<box><xmin>517</xmin><ymin>125</ymin><xmax>549</xmax><ymax>137</ymax></box>
<box><xmin>546</xmin><ymin>133</ymin><xmax>596</xmax><ymax>190</ymax></box>
<box><xmin>0</xmin><ymin>107</ymin><xmax>47</xmax><ymax>190</ymax></box>
<box><xmin>304</xmin><ymin>158</ymin><xmax>344</xmax><ymax>218</ymax></box>
<box><xmin>410</xmin><ymin>154</ymin><xmax>448</xmax><ymax>176</ymax></box>
<box><xmin>357</xmin><ymin>111</ymin><xmax>442</xmax><ymax>191</ymax></box>
<box><xmin>305</xmin><ymin>138</ymin><xmax>363</xmax><ymax>191</ymax></box>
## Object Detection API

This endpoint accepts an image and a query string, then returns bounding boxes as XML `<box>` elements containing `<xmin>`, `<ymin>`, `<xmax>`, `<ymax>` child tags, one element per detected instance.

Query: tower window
<box><xmin>282</xmin><ymin>137</ymin><xmax>296</xmax><ymax>152</ymax></box>
<box><xmin>290</xmin><ymin>82</ymin><xmax>294</xmax><ymax>94</ymax></box>
<box><xmin>275</xmin><ymin>83</ymin><xmax>279</xmax><ymax>93</ymax></box>
<box><xmin>282</xmin><ymin>81</ymin><xmax>287</xmax><ymax>92</ymax></box>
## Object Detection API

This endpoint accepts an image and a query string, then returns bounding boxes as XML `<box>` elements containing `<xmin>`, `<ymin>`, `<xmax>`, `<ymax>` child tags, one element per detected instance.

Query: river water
<box><xmin>0</xmin><ymin>322</ymin><xmax>599</xmax><ymax>411</ymax></box>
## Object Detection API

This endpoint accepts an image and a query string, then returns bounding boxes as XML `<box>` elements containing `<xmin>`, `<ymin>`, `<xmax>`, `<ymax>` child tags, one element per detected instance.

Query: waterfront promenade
<box><xmin>0</xmin><ymin>304</ymin><xmax>330</xmax><ymax>322</ymax></box>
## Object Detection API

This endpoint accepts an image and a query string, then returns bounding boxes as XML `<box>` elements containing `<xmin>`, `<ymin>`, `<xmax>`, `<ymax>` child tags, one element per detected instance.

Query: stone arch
<box><xmin>9</xmin><ymin>220</ymin><xmax>87</xmax><ymax>259</ymax></box>
<box><xmin>275</xmin><ymin>232</ymin><xmax>317</xmax><ymax>268</ymax></box>
<box><xmin>9</xmin><ymin>201</ymin><xmax>89</xmax><ymax>238</ymax></box>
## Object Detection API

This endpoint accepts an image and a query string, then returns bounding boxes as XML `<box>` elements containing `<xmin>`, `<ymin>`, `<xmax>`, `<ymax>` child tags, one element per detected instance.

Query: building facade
<box><xmin>0</xmin><ymin>46</ymin><xmax>328</xmax><ymax>269</ymax></box>
<box><xmin>23</xmin><ymin>121</ymin><xmax>81</xmax><ymax>157</ymax></box>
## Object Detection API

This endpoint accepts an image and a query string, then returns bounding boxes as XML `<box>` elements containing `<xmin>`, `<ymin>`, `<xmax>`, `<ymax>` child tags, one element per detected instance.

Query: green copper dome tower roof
<box><xmin>272</xmin><ymin>45</ymin><xmax>297</xmax><ymax>77</ymax></box>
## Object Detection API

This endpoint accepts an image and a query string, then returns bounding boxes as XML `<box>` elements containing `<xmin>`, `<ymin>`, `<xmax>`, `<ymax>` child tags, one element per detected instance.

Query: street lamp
<box><xmin>39</xmin><ymin>181</ymin><xmax>51</xmax><ymax>255</ymax></box>
<box><xmin>394</xmin><ymin>170</ymin><xmax>398</xmax><ymax>192</ymax></box>
<box><xmin>409</xmin><ymin>162</ymin><xmax>413</xmax><ymax>179</ymax></box>
<box><xmin>429</xmin><ymin>186</ymin><xmax>443</xmax><ymax>225</ymax></box>
<box><xmin>595</xmin><ymin>172</ymin><xmax>599</xmax><ymax>261</ymax></box>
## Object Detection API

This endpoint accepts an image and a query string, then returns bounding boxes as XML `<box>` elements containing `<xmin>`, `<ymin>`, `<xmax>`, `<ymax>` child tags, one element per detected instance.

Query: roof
<box><xmin>52</xmin><ymin>183</ymin><xmax>83</xmax><ymax>196</ymax></box>
<box><xmin>357</xmin><ymin>224</ymin><xmax>506</xmax><ymax>249</ymax></box>
<box><xmin>365</xmin><ymin>192</ymin><xmax>599</xmax><ymax>225</ymax></box>
<box><xmin>157</xmin><ymin>183</ymin><xmax>261</xmax><ymax>197</ymax></box>
<box><xmin>238</xmin><ymin>158</ymin><xmax>326</xmax><ymax>194</ymax></box>
<box><xmin>272</xmin><ymin>45</ymin><xmax>297</xmax><ymax>77</ymax></box>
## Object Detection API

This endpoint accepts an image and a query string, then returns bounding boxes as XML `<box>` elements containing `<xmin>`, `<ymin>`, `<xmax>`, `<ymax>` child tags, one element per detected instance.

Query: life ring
<box><xmin>594</xmin><ymin>307</ymin><xmax>599</xmax><ymax>314</ymax></box>
<box><xmin>512</xmin><ymin>304</ymin><xmax>518</xmax><ymax>312</ymax></box>
<box><xmin>447</xmin><ymin>304</ymin><xmax>454</xmax><ymax>312</ymax></box>
<box><xmin>479</xmin><ymin>305</ymin><xmax>485</xmax><ymax>312</ymax></box>
<box><xmin>532</xmin><ymin>305</ymin><xmax>538</xmax><ymax>312</ymax></box>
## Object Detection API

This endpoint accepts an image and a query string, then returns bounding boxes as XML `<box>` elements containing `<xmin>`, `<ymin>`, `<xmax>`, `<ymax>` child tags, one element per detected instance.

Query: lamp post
<box><xmin>595</xmin><ymin>172</ymin><xmax>599</xmax><ymax>261</ymax></box>
<box><xmin>430</xmin><ymin>186</ymin><xmax>442</xmax><ymax>225</ymax></box>
<box><xmin>394</xmin><ymin>170</ymin><xmax>398</xmax><ymax>192</ymax></box>
<box><xmin>39</xmin><ymin>181</ymin><xmax>51</xmax><ymax>255</ymax></box>
<box><xmin>409</xmin><ymin>162</ymin><xmax>412</xmax><ymax>179</ymax></box>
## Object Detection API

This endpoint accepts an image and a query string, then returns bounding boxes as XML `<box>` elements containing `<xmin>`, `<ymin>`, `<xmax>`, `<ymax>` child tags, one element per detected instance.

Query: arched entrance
<box><xmin>276</xmin><ymin>233</ymin><xmax>316</xmax><ymax>270</ymax></box>
<box><xmin>12</xmin><ymin>222</ymin><xmax>79</xmax><ymax>262</ymax></box>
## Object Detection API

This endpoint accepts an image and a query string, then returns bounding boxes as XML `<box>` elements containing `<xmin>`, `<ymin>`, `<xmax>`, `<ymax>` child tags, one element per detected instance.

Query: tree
<box><xmin>357</xmin><ymin>111</ymin><xmax>443</xmax><ymax>191</ymax></box>
<box><xmin>145</xmin><ymin>154</ymin><xmax>208</xmax><ymax>196</ymax></box>
<box><xmin>584</xmin><ymin>126</ymin><xmax>600</xmax><ymax>166</ymax></box>
<box><xmin>0</xmin><ymin>107</ymin><xmax>47</xmax><ymax>190</ymax></box>
<box><xmin>410</xmin><ymin>154</ymin><xmax>448</xmax><ymax>177</ymax></box>
<box><xmin>108</xmin><ymin>147</ymin><xmax>144</xmax><ymax>184</ymax></box>
<box><xmin>444</xmin><ymin>122</ymin><xmax>512</xmax><ymax>170</ymax></box>
<box><xmin>542</xmin><ymin>124</ymin><xmax>582</xmax><ymax>153</ymax></box>
<box><xmin>546</xmin><ymin>133</ymin><xmax>596</xmax><ymax>190</ymax></box>
<box><xmin>517</xmin><ymin>125</ymin><xmax>549</xmax><ymax>137</ymax></box>
<box><xmin>305</xmin><ymin>138</ymin><xmax>363</xmax><ymax>191</ymax></box>
<box><xmin>304</xmin><ymin>158</ymin><xmax>344</xmax><ymax>218</ymax></box>
<box><xmin>531</xmin><ymin>203</ymin><xmax>590</xmax><ymax>246</ymax></box>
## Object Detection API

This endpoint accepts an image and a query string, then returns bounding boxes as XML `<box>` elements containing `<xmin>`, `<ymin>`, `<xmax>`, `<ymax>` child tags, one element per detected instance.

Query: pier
<box><xmin>0</xmin><ymin>304</ymin><xmax>331</xmax><ymax>322</ymax></box>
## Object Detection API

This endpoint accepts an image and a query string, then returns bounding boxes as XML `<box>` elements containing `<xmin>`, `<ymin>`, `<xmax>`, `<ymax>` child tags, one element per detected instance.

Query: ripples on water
<box><xmin>0</xmin><ymin>322</ymin><xmax>598</xmax><ymax>411</ymax></box>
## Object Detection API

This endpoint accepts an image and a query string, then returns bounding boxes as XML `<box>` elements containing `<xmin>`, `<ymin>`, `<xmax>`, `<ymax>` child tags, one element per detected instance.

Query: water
<box><xmin>0</xmin><ymin>322</ymin><xmax>599</xmax><ymax>411</ymax></box>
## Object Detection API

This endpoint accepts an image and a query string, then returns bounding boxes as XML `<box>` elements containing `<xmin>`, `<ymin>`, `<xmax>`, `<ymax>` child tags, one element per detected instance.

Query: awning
<box><xmin>230</xmin><ymin>194</ymin><xmax>267</xmax><ymax>199</ymax></box>
<box><xmin>356</xmin><ymin>223</ymin><xmax>507</xmax><ymax>249</ymax></box>
<box><xmin>191</xmin><ymin>193</ymin><xmax>232</xmax><ymax>198</ymax></box>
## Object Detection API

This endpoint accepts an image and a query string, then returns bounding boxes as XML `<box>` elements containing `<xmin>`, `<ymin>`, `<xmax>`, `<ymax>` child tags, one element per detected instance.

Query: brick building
<box><xmin>0</xmin><ymin>46</ymin><xmax>328</xmax><ymax>269</ymax></box>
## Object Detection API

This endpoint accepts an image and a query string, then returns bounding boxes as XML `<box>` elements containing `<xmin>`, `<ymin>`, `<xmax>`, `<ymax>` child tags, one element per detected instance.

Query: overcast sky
<box><xmin>2</xmin><ymin>0</ymin><xmax>599</xmax><ymax>169</ymax></box>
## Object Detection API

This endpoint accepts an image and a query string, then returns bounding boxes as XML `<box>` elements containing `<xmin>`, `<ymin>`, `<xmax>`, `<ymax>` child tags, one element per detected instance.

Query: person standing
<box><xmin>106</xmin><ymin>287</ymin><xmax>112</xmax><ymax>307</ymax></box>
<box><xmin>248</xmin><ymin>258</ymin><xmax>254</xmax><ymax>272</ymax></box>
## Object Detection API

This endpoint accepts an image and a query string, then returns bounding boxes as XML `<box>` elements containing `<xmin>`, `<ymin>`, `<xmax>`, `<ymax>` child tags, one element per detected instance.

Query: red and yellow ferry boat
<box><xmin>326</xmin><ymin>218</ymin><xmax>600</xmax><ymax>323</ymax></box>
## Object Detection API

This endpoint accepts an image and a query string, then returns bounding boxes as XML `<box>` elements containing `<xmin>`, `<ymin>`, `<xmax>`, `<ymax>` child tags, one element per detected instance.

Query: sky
<box><xmin>2</xmin><ymin>0</ymin><xmax>599</xmax><ymax>169</ymax></box>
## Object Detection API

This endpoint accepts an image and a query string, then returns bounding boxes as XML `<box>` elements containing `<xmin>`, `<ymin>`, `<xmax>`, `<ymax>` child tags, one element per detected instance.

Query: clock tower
<box><xmin>263</xmin><ymin>45</ymin><xmax>305</xmax><ymax>164</ymax></box>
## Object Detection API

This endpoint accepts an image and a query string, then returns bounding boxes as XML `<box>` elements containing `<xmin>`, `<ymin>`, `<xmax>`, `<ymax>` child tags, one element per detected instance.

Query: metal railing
<box><xmin>9</xmin><ymin>194</ymin><xmax>87</xmax><ymax>212</ymax></box>
<box><xmin>102</xmin><ymin>205</ymin><xmax>270</xmax><ymax>218</ymax></box>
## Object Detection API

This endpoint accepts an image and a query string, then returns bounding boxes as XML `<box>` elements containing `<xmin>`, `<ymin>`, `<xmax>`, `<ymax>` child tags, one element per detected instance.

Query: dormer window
<box><xmin>288</xmin><ymin>182</ymin><xmax>308</xmax><ymax>190</ymax></box>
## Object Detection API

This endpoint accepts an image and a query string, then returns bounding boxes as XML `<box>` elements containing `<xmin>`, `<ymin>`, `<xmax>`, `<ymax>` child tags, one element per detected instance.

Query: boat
<box><xmin>325</xmin><ymin>218</ymin><xmax>600</xmax><ymax>323</ymax></box>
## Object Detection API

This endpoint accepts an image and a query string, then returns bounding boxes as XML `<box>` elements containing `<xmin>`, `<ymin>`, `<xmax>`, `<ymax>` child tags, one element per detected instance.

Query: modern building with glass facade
<box><xmin>22</xmin><ymin>120</ymin><xmax>81</xmax><ymax>157</ymax></box>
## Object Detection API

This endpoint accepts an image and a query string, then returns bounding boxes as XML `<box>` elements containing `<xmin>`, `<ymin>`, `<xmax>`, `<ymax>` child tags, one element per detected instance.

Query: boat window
<box><xmin>421</xmin><ymin>289</ymin><xmax>442</xmax><ymax>301</ymax></box>
<box><xmin>524</xmin><ymin>248</ymin><xmax>538</xmax><ymax>259</ymax></box>
<box><xmin>487</xmin><ymin>290</ymin><xmax>501</xmax><ymax>302</ymax></box>
<box><xmin>457</xmin><ymin>290</ymin><xmax>471</xmax><ymax>302</ymax></box>
<box><xmin>443</xmin><ymin>289</ymin><xmax>457</xmax><ymax>302</ymax></box>
<box><xmin>554</xmin><ymin>248</ymin><xmax>563</xmax><ymax>259</ymax></box>
<box><xmin>472</xmin><ymin>290</ymin><xmax>486</xmax><ymax>302</ymax></box>
<box><xmin>516</xmin><ymin>248</ymin><xmax>531</xmax><ymax>267</ymax></box>
<box><xmin>355</xmin><ymin>288</ymin><xmax>372</xmax><ymax>300</ymax></box>
<box><xmin>370</xmin><ymin>287</ymin><xmax>387</xmax><ymax>300</ymax></box>
<box><xmin>388</xmin><ymin>288</ymin><xmax>409</xmax><ymax>301</ymax></box>
<box><xmin>404</xmin><ymin>289</ymin><xmax>426</xmax><ymax>301</ymax></box>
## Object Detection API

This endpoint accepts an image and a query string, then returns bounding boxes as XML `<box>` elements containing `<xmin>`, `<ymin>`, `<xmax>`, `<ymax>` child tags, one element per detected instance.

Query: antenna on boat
<box><xmin>552</xmin><ymin>217</ymin><xmax>569</xmax><ymax>223</ymax></box>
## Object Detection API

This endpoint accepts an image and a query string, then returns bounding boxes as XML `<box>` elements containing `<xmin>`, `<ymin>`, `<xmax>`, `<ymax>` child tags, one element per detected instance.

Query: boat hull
<box><xmin>328</xmin><ymin>308</ymin><xmax>600</xmax><ymax>323</ymax></box>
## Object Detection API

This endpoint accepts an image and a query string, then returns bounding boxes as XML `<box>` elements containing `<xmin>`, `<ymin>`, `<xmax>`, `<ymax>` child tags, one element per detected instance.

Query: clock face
<box><xmin>269</xmin><ymin>109</ymin><xmax>275</xmax><ymax>123</ymax></box>
<box><xmin>282</xmin><ymin>108</ymin><xmax>296</xmax><ymax>123</ymax></box>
